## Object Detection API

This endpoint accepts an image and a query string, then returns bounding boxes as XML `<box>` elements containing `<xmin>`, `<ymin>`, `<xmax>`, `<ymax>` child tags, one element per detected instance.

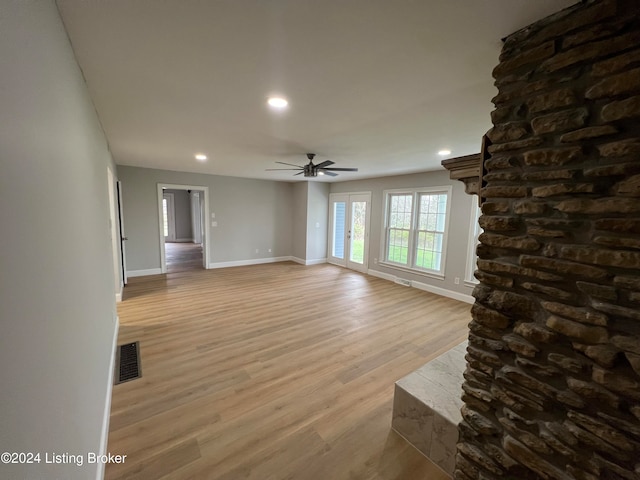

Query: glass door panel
<box><xmin>332</xmin><ymin>201</ymin><xmax>346</xmax><ymax>259</ymax></box>
<box><xmin>349</xmin><ymin>201</ymin><xmax>366</xmax><ymax>264</ymax></box>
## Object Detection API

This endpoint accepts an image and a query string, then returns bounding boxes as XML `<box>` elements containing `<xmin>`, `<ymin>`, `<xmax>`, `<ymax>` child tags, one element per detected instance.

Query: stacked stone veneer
<box><xmin>457</xmin><ymin>1</ymin><xmax>640</xmax><ymax>479</ymax></box>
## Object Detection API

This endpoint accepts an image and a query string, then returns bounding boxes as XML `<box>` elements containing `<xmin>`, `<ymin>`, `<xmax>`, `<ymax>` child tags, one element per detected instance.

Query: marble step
<box><xmin>391</xmin><ymin>341</ymin><xmax>467</xmax><ymax>476</ymax></box>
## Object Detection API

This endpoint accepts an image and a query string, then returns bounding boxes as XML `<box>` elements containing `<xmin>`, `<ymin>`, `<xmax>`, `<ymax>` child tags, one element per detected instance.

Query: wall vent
<box><xmin>115</xmin><ymin>341</ymin><xmax>141</xmax><ymax>384</ymax></box>
<box><xmin>394</xmin><ymin>278</ymin><xmax>412</xmax><ymax>287</ymax></box>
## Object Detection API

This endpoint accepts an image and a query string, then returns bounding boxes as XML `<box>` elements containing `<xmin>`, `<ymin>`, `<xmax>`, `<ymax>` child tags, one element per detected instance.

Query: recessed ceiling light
<box><xmin>195</xmin><ymin>153</ymin><xmax>207</xmax><ymax>161</ymax></box>
<box><xmin>438</xmin><ymin>149</ymin><xmax>451</xmax><ymax>156</ymax></box>
<box><xmin>267</xmin><ymin>97</ymin><xmax>288</xmax><ymax>109</ymax></box>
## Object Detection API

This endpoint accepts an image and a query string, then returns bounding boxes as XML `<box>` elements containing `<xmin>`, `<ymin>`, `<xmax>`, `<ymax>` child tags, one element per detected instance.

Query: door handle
<box><xmin>122</xmin><ymin>237</ymin><xmax>128</xmax><ymax>241</ymax></box>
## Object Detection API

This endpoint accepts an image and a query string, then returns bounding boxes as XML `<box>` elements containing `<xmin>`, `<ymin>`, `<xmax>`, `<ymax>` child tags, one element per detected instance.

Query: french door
<box><xmin>328</xmin><ymin>192</ymin><xmax>371</xmax><ymax>273</ymax></box>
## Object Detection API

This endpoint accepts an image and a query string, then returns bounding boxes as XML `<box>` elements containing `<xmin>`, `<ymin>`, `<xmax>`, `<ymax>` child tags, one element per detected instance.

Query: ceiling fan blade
<box><xmin>322</xmin><ymin>171</ymin><xmax>338</xmax><ymax>177</ymax></box>
<box><xmin>265</xmin><ymin>168</ymin><xmax>303</xmax><ymax>171</ymax></box>
<box><xmin>275</xmin><ymin>161</ymin><xmax>303</xmax><ymax>168</ymax></box>
<box><xmin>315</xmin><ymin>160</ymin><xmax>334</xmax><ymax>169</ymax></box>
<box><xmin>294</xmin><ymin>171</ymin><xmax>304</xmax><ymax>176</ymax></box>
<box><xmin>322</xmin><ymin>167</ymin><xmax>358</xmax><ymax>172</ymax></box>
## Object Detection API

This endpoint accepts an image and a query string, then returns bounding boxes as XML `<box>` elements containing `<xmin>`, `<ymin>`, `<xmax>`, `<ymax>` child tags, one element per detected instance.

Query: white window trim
<box><xmin>465</xmin><ymin>198</ymin><xmax>482</xmax><ymax>286</ymax></box>
<box><xmin>379</xmin><ymin>185</ymin><xmax>452</xmax><ymax>280</ymax></box>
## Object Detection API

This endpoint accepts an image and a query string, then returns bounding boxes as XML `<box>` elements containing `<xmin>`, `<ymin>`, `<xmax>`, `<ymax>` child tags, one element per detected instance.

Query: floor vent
<box><xmin>115</xmin><ymin>342</ymin><xmax>141</xmax><ymax>384</ymax></box>
<box><xmin>394</xmin><ymin>278</ymin><xmax>412</xmax><ymax>287</ymax></box>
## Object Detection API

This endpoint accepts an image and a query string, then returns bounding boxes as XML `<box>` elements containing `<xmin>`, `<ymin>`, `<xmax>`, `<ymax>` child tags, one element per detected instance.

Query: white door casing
<box><xmin>157</xmin><ymin>183</ymin><xmax>211</xmax><ymax>273</ymax></box>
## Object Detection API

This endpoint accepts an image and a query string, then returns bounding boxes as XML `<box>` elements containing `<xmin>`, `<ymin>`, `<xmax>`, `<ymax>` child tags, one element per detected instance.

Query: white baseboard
<box><xmin>96</xmin><ymin>316</ymin><xmax>119</xmax><ymax>480</ymax></box>
<box><xmin>367</xmin><ymin>269</ymin><xmax>396</xmax><ymax>282</ymax></box>
<box><xmin>127</xmin><ymin>268</ymin><xmax>162</xmax><ymax>277</ymax></box>
<box><xmin>208</xmin><ymin>256</ymin><xmax>291</xmax><ymax>269</ymax></box>
<box><xmin>291</xmin><ymin>257</ymin><xmax>327</xmax><ymax>266</ymax></box>
<box><xmin>131</xmin><ymin>256</ymin><xmax>314</xmax><ymax>274</ymax></box>
<box><xmin>171</xmin><ymin>238</ymin><xmax>193</xmax><ymax>243</ymax></box>
<box><xmin>305</xmin><ymin>257</ymin><xmax>327</xmax><ymax>265</ymax></box>
<box><xmin>367</xmin><ymin>268</ymin><xmax>474</xmax><ymax>304</ymax></box>
<box><xmin>412</xmin><ymin>279</ymin><xmax>474</xmax><ymax>304</ymax></box>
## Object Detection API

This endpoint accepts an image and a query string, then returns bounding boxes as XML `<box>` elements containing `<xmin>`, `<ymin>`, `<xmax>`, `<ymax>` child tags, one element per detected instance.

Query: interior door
<box><xmin>117</xmin><ymin>181</ymin><xmax>128</xmax><ymax>286</ymax></box>
<box><xmin>199</xmin><ymin>192</ymin><xmax>207</xmax><ymax>268</ymax></box>
<box><xmin>162</xmin><ymin>193</ymin><xmax>176</xmax><ymax>242</ymax></box>
<box><xmin>328</xmin><ymin>193</ymin><xmax>371</xmax><ymax>273</ymax></box>
<box><xmin>190</xmin><ymin>191</ymin><xmax>202</xmax><ymax>244</ymax></box>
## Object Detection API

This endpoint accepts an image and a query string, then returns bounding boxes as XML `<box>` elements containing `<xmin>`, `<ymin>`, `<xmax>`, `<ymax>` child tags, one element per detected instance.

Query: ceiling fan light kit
<box><xmin>266</xmin><ymin>153</ymin><xmax>358</xmax><ymax>178</ymax></box>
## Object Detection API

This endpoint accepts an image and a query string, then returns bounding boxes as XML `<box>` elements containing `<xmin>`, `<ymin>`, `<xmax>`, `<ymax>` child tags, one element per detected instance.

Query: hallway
<box><xmin>165</xmin><ymin>242</ymin><xmax>203</xmax><ymax>273</ymax></box>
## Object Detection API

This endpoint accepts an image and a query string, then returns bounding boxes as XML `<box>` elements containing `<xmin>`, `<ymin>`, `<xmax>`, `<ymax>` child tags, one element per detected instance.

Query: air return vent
<box><xmin>115</xmin><ymin>342</ymin><xmax>141</xmax><ymax>384</ymax></box>
<box><xmin>394</xmin><ymin>278</ymin><xmax>412</xmax><ymax>287</ymax></box>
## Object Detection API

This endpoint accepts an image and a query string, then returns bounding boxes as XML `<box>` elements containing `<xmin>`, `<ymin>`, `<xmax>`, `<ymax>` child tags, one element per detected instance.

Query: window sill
<box><xmin>378</xmin><ymin>261</ymin><xmax>445</xmax><ymax>281</ymax></box>
<box><xmin>464</xmin><ymin>279</ymin><xmax>479</xmax><ymax>288</ymax></box>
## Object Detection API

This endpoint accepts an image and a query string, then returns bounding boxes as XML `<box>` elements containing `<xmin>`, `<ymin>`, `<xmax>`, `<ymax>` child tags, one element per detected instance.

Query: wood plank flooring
<box><xmin>108</xmin><ymin>262</ymin><xmax>471</xmax><ymax>479</ymax></box>
<box><xmin>165</xmin><ymin>242</ymin><xmax>204</xmax><ymax>273</ymax></box>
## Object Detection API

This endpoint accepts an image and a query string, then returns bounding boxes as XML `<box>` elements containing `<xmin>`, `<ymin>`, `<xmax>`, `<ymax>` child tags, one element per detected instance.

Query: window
<box><xmin>382</xmin><ymin>186</ymin><xmax>451</xmax><ymax>276</ymax></box>
<box><xmin>465</xmin><ymin>201</ymin><xmax>483</xmax><ymax>285</ymax></box>
<box><xmin>162</xmin><ymin>198</ymin><xmax>169</xmax><ymax>237</ymax></box>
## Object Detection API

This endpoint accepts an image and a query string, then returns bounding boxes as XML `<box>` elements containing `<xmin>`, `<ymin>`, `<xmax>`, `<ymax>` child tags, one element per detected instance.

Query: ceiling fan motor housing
<box><xmin>303</xmin><ymin>163</ymin><xmax>317</xmax><ymax>177</ymax></box>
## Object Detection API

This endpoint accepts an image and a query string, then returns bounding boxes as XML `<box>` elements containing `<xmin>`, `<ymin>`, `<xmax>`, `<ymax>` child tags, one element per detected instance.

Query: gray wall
<box><xmin>118</xmin><ymin>166</ymin><xmax>294</xmax><ymax>270</ymax></box>
<box><xmin>165</xmin><ymin>189</ymin><xmax>192</xmax><ymax>241</ymax></box>
<box><xmin>292</xmin><ymin>183</ymin><xmax>308</xmax><ymax>260</ymax></box>
<box><xmin>290</xmin><ymin>182</ymin><xmax>329</xmax><ymax>263</ymax></box>
<box><xmin>330</xmin><ymin>170</ymin><xmax>475</xmax><ymax>297</ymax></box>
<box><xmin>306</xmin><ymin>182</ymin><xmax>329</xmax><ymax>261</ymax></box>
<box><xmin>0</xmin><ymin>2</ymin><xmax>118</xmax><ymax>479</ymax></box>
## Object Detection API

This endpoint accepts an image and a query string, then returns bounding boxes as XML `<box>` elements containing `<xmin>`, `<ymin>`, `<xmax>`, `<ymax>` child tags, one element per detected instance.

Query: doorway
<box><xmin>157</xmin><ymin>184</ymin><xmax>210</xmax><ymax>273</ymax></box>
<box><xmin>107</xmin><ymin>166</ymin><xmax>125</xmax><ymax>301</ymax></box>
<box><xmin>327</xmin><ymin>192</ymin><xmax>371</xmax><ymax>273</ymax></box>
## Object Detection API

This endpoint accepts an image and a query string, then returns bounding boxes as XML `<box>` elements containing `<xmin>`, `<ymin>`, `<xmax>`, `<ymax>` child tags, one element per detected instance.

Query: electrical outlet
<box><xmin>374</xmin><ymin>258</ymin><xmax>378</xmax><ymax>264</ymax></box>
<box><xmin>454</xmin><ymin>277</ymin><xmax>460</xmax><ymax>285</ymax></box>
<box><xmin>255</xmin><ymin>248</ymin><xmax>259</xmax><ymax>254</ymax></box>
<box><xmin>268</xmin><ymin>248</ymin><xmax>272</xmax><ymax>253</ymax></box>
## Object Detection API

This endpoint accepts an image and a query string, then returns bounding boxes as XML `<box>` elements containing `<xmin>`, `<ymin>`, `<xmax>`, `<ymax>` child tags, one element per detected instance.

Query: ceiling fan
<box><xmin>266</xmin><ymin>153</ymin><xmax>358</xmax><ymax>177</ymax></box>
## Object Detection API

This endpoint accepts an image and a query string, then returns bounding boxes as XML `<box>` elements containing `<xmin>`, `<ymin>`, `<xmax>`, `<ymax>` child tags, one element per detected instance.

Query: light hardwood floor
<box><xmin>165</xmin><ymin>242</ymin><xmax>204</xmax><ymax>273</ymax></box>
<box><xmin>108</xmin><ymin>262</ymin><xmax>471</xmax><ymax>479</ymax></box>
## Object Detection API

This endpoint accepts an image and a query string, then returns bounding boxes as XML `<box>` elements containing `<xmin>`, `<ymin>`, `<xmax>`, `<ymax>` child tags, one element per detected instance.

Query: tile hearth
<box><xmin>392</xmin><ymin>341</ymin><xmax>467</xmax><ymax>476</ymax></box>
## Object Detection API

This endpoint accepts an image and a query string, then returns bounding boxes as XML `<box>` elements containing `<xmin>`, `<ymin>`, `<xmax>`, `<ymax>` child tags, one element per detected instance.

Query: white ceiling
<box><xmin>56</xmin><ymin>0</ymin><xmax>576</xmax><ymax>182</ymax></box>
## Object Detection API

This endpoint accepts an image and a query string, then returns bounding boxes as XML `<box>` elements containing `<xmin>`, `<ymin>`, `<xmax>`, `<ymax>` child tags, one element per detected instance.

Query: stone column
<box><xmin>456</xmin><ymin>1</ymin><xmax>640</xmax><ymax>479</ymax></box>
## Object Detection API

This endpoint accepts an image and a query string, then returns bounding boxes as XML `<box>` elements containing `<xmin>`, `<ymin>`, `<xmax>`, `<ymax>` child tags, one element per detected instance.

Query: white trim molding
<box><xmin>465</xmin><ymin>196</ymin><xmax>482</xmax><ymax>286</ymax></box>
<box><xmin>209</xmin><ymin>256</ymin><xmax>292</xmax><ymax>269</ymax></box>
<box><xmin>306</xmin><ymin>258</ymin><xmax>327</xmax><ymax>265</ymax></box>
<box><xmin>411</xmin><ymin>279</ymin><xmax>474</xmax><ymax>304</ymax></box>
<box><xmin>127</xmin><ymin>268</ymin><xmax>163</xmax><ymax>277</ymax></box>
<box><xmin>97</xmin><ymin>316</ymin><xmax>119</xmax><ymax>480</ymax></box>
<box><xmin>291</xmin><ymin>257</ymin><xmax>327</xmax><ymax>266</ymax></box>
<box><xmin>367</xmin><ymin>268</ymin><xmax>474</xmax><ymax>304</ymax></box>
